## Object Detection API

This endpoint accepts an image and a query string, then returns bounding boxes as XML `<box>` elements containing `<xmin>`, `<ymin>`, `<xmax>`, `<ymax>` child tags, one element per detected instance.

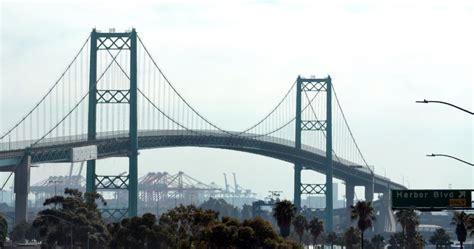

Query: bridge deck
<box><xmin>0</xmin><ymin>130</ymin><xmax>406</xmax><ymax>191</ymax></box>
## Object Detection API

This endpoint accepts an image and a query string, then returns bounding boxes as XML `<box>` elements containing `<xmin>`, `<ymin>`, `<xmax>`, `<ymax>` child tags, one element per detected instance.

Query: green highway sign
<box><xmin>392</xmin><ymin>189</ymin><xmax>473</xmax><ymax>210</ymax></box>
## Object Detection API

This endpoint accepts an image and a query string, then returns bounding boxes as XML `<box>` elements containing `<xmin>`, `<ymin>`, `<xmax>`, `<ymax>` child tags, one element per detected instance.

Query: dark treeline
<box><xmin>1</xmin><ymin>189</ymin><xmax>473</xmax><ymax>249</ymax></box>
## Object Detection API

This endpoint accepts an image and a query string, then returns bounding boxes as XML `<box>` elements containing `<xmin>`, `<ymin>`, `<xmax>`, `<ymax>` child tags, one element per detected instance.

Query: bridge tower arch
<box><xmin>87</xmin><ymin>28</ymin><xmax>138</xmax><ymax>217</ymax></box>
<box><xmin>294</xmin><ymin>75</ymin><xmax>333</xmax><ymax>232</ymax></box>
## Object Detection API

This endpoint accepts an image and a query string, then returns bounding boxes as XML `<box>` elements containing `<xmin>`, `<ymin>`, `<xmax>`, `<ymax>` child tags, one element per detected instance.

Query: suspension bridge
<box><xmin>0</xmin><ymin>29</ymin><xmax>406</xmax><ymax>232</ymax></box>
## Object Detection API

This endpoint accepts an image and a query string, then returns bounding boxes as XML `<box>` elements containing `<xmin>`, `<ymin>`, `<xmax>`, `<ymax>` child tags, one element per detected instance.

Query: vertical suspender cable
<box><xmin>75</xmin><ymin>50</ymin><xmax>79</xmax><ymax>141</ymax></box>
<box><xmin>99</xmin><ymin>51</ymin><xmax>104</xmax><ymax>135</ymax></box>
<box><xmin>148</xmin><ymin>53</ymin><xmax>152</xmax><ymax>130</ymax></box>
<box><xmin>36</xmin><ymin>100</ymin><xmax>39</xmax><ymax>140</ymax></box>
<box><xmin>152</xmin><ymin>57</ymin><xmax>156</xmax><ymax>131</ymax></box>
<box><xmin>63</xmin><ymin>71</ymin><xmax>66</xmax><ymax>140</ymax></box>
<box><xmin>167</xmin><ymin>82</ymin><xmax>170</xmax><ymax>131</ymax></box>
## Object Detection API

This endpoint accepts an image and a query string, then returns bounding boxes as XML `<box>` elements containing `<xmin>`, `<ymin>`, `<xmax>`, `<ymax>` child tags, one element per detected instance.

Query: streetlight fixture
<box><xmin>48</xmin><ymin>180</ymin><xmax>63</xmax><ymax>196</ymax></box>
<box><xmin>426</xmin><ymin>153</ymin><xmax>473</xmax><ymax>166</ymax></box>
<box><xmin>417</xmin><ymin>99</ymin><xmax>473</xmax><ymax>168</ymax></box>
<box><xmin>416</xmin><ymin>99</ymin><xmax>473</xmax><ymax>115</ymax></box>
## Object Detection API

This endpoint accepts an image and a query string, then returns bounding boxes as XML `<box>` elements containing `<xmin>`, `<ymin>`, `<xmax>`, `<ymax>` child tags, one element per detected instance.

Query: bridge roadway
<box><xmin>0</xmin><ymin>129</ymin><xmax>405</xmax><ymax>192</ymax></box>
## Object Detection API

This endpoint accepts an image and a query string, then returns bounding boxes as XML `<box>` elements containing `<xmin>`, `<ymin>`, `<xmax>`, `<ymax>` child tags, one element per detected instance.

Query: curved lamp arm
<box><xmin>416</xmin><ymin>99</ymin><xmax>473</xmax><ymax>115</ymax></box>
<box><xmin>426</xmin><ymin>153</ymin><xmax>473</xmax><ymax>166</ymax></box>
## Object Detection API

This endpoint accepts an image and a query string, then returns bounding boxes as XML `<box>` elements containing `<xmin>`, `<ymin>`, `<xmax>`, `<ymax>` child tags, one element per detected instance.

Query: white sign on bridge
<box><xmin>70</xmin><ymin>145</ymin><xmax>97</xmax><ymax>162</ymax></box>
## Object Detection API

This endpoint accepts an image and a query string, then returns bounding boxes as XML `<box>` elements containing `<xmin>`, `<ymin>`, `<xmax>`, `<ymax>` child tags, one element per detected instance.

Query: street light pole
<box><xmin>416</xmin><ymin>99</ymin><xmax>472</xmax><ymax>168</ymax></box>
<box><xmin>416</xmin><ymin>99</ymin><xmax>473</xmax><ymax>115</ymax></box>
<box><xmin>48</xmin><ymin>180</ymin><xmax>63</xmax><ymax>196</ymax></box>
<box><xmin>426</xmin><ymin>153</ymin><xmax>474</xmax><ymax>166</ymax></box>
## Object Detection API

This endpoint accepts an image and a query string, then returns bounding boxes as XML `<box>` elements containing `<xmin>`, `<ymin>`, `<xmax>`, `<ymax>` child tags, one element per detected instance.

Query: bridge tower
<box><xmin>87</xmin><ymin>29</ymin><xmax>138</xmax><ymax>217</ymax></box>
<box><xmin>294</xmin><ymin>75</ymin><xmax>333</xmax><ymax>232</ymax></box>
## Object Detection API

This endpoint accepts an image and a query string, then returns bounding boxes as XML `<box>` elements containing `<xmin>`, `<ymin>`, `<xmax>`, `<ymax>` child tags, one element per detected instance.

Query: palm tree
<box><xmin>272</xmin><ymin>200</ymin><xmax>296</xmax><ymax>238</ymax></box>
<box><xmin>395</xmin><ymin>209</ymin><xmax>419</xmax><ymax>247</ymax></box>
<box><xmin>307</xmin><ymin>217</ymin><xmax>324</xmax><ymax>248</ymax></box>
<box><xmin>292</xmin><ymin>214</ymin><xmax>307</xmax><ymax>245</ymax></box>
<box><xmin>395</xmin><ymin>208</ymin><xmax>418</xmax><ymax>233</ymax></box>
<box><xmin>350</xmin><ymin>201</ymin><xmax>376</xmax><ymax>248</ymax></box>
<box><xmin>429</xmin><ymin>228</ymin><xmax>451</xmax><ymax>249</ymax></box>
<box><xmin>452</xmin><ymin>211</ymin><xmax>469</xmax><ymax>249</ymax></box>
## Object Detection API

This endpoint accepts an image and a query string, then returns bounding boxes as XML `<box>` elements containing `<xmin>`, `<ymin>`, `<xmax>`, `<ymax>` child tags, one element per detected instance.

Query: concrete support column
<box><xmin>345</xmin><ymin>182</ymin><xmax>355</xmax><ymax>207</ymax></box>
<box><xmin>365</xmin><ymin>183</ymin><xmax>374</xmax><ymax>202</ymax></box>
<box><xmin>293</xmin><ymin>164</ymin><xmax>302</xmax><ymax>210</ymax></box>
<box><xmin>14</xmin><ymin>155</ymin><xmax>30</xmax><ymax>225</ymax></box>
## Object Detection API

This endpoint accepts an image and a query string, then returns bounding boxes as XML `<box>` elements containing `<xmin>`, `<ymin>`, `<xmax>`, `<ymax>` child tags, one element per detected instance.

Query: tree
<box><xmin>326</xmin><ymin>232</ymin><xmax>338</xmax><ymax>249</ymax></box>
<box><xmin>452</xmin><ymin>211</ymin><xmax>469</xmax><ymax>249</ymax></box>
<box><xmin>207</xmin><ymin>219</ymin><xmax>237</xmax><ymax>248</ymax></box>
<box><xmin>468</xmin><ymin>214</ymin><xmax>474</xmax><ymax>236</ymax></box>
<box><xmin>370</xmin><ymin>234</ymin><xmax>385</xmax><ymax>249</ymax></box>
<box><xmin>108</xmin><ymin>213</ymin><xmax>165</xmax><ymax>249</ymax></box>
<box><xmin>335</xmin><ymin>233</ymin><xmax>347</xmax><ymax>249</ymax></box>
<box><xmin>395</xmin><ymin>209</ymin><xmax>419</xmax><ymax>248</ymax></box>
<box><xmin>159</xmin><ymin>204</ymin><xmax>218</xmax><ymax>247</ymax></box>
<box><xmin>413</xmin><ymin>232</ymin><xmax>425</xmax><ymax>249</ymax></box>
<box><xmin>107</xmin><ymin>205</ymin><xmax>302</xmax><ymax>248</ymax></box>
<box><xmin>388</xmin><ymin>232</ymin><xmax>404</xmax><ymax>249</ymax></box>
<box><xmin>200</xmin><ymin>197</ymin><xmax>240</xmax><ymax>219</ymax></box>
<box><xmin>344</xmin><ymin>227</ymin><xmax>361</xmax><ymax>249</ymax></box>
<box><xmin>32</xmin><ymin>188</ymin><xmax>110</xmax><ymax>249</ymax></box>
<box><xmin>10</xmin><ymin>221</ymin><xmax>30</xmax><ymax>243</ymax></box>
<box><xmin>292</xmin><ymin>214</ymin><xmax>307</xmax><ymax>244</ymax></box>
<box><xmin>350</xmin><ymin>201</ymin><xmax>376</xmax><ymax>249</ymax></box>
<box><xmin>364</xmin><ymin>239</ymin><xmax>374</xmax><ymax>249</ymax></box>
<box><xmin>272</xmin><ymin>200</ymin><xmax>296</xmax><ymax>238</ymax></box>
<box><xmin>429</xmin><ymin>228</ymin><xmax>451</xmax><ymax>249</ymax></box>
<box><xmin>158</xmin><ymin>205</ymin><xmax>301</xmax><ymax>248</ymax></box>
<box><xmin>10</xmin><ymin>221</ymin><xmax>38</xmax><ymax>244</ymax></box>
<box><xmin>395</xmin><ymin>209</ymin><xmax>418</xmax><ymax>235</ymax></box>
<box><xmin>234</xmin><ymin>226</ymin><xmax>257</xmax><ymax>248</ymax></box>
<box><xmin>307</xmin><ymin>217</ymin><xmax>324</xmax><ymax>248</ymax></box>
<box><xmin>242</xmin><ymin>217</ymin><xmax>279</xmax><ymax>247</ymax></box>
<box><xmin>0</xmin><ymin>215</ymin><xmax>7</xmax><ymax>247</ymax></box>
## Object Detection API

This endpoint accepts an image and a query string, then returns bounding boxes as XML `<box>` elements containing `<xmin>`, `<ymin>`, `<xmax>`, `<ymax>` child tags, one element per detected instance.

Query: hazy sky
<box><xmin>1</xmin><ymin>0</ymin><xmax>473</xmax><ymax>201</ymax></box>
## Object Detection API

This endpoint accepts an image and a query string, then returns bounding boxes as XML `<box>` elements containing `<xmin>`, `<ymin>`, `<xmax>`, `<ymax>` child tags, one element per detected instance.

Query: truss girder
<box><xmin>301</xmin><ymin>120</ymin><xmax>327</xmax><ymax>131</ymax></box>
<box><xmin>301</xmin><ymin>183</ymin><xmax>326</xmax><ymax>194</ymax></box>
<box><xmin>97</xmin><ymin>90</ymin><xmax>130</xmax><ymax>103</ymax></box>
<box><xmin>95</xmin><ymin>175</ymin><xmax>129</xmax><ymax>189</ymax></box>
<box><xmin>97</xmin><ymin>36</ymin><xmax>131</xmax><ymax>50</ymax></box>
<box><xmin>302</xmin><ymin>81</ymin><xmax>327</xmax><ymax>92</ymax></box>
<box><xmin>30</xmin><ymin>147</ymin><xmax>71</xmax><ymax>163</ymax></box>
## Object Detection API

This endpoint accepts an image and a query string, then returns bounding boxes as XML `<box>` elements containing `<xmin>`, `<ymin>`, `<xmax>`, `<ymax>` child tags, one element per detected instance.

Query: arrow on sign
<box><xmin>458</xmin><ymin>191</ymin><xmax>466</xmax><ymax>198</ymax></box>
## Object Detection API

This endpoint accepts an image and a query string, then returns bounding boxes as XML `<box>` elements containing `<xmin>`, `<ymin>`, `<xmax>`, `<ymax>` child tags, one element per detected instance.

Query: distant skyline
<box><xmin>1</xmin><ymin>1</ymin><xmax>473</xmax><ymax>201</ymax></box>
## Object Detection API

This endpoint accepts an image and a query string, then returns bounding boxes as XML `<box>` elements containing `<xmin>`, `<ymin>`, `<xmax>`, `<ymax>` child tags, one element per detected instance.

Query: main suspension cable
<box><xmin>0</xmin><ymin>35</ymin><xmax>91</xmax><ymax>140</ymax></box>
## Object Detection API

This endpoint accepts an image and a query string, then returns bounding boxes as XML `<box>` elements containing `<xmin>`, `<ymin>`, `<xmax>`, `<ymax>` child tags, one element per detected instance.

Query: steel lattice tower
<box><xmin>86</xmin><ymin>28</ymin><xmax>138</xmax><ymax>217</ymax></box>
<box><xmin>294</xmin><ymin>75</ymin><xmax>333</xmax><ymax>232</ymax></box>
